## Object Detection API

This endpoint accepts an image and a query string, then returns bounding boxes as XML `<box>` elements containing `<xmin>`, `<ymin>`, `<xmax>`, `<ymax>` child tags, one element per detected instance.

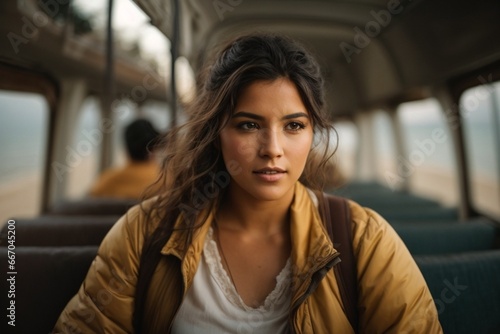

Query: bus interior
<box><xmin>1</xmin><ymin>0</ymin><xmax>500</xmax><ymax>333</ymax></box>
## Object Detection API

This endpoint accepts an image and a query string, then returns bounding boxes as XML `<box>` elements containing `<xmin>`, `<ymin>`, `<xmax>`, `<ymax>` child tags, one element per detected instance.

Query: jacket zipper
<box><xmin>289</xmin><ymin>252</ymin><xmax>341</xmax><ymax>333</ymax></box>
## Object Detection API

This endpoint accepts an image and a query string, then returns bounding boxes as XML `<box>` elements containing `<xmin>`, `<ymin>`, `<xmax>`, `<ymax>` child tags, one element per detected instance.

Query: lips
<box><xmin>253</xmin><ymin>167</ymin><xmax>286</xmax><ymax>174</ymax></box>
<box><xmin>253</xmin><ymin>167</ymin><xmax>286</xmax><ymax>182</ymax></box>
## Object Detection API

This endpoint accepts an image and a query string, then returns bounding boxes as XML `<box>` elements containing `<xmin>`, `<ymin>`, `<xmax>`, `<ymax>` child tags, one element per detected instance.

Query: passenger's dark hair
<box><xmin>133</xmin><ymin>33</ymin><xmax>335</xmax><ymax>332</ymax></box>
<box><xmin>124</xmin><ymin>119</ymin><xmax>159</xmax><ymax>161</ymax></box>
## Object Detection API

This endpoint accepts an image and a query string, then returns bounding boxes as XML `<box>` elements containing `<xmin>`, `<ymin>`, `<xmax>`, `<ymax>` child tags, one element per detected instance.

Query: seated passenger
<box><xmin>89</xmin><ymin>118</ymin><xmax>160</xmax><ymax>200</ymax></box>
<box><xmin>56</xmin><ymin>34</ymin><xmax>441</xmax><ymax>333</ymax></box>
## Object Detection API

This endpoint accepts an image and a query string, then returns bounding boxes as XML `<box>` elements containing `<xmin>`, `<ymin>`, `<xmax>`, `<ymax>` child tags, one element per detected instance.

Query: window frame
<box><xmin>0</xmin><ymin>63</ymin><xmax>59</xmax><ymax>214</ymax></box>
<box><xmin>449</xmin><ymin>60</ymin><xmax>500</xmax><ymax>221</ymax></box>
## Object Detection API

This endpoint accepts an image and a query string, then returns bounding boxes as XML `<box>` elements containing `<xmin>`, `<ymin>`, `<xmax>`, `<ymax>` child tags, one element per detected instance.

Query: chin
<box><xmin>248</xmin><ymin>184</ymin><xmax>294</xmax><ymax>202</ymax></box>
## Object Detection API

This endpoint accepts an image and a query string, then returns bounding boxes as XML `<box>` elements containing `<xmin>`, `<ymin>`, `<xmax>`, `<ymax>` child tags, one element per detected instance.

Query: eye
<box><xmin>285</xmin><ymin>121</ymin><xmax>306</xmax><ymax>132</ymax></box>
<box><xmin>237</xmin><ymin>122</ymin><xmax>259</xmax><ymax>131</ymax></box>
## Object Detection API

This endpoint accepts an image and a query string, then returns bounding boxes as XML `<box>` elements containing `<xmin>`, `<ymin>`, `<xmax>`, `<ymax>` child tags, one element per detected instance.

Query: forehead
<box><xmin>233</xmin><ymin>78</ymin><xmax>308</xmax><ymax>117</ymax></box>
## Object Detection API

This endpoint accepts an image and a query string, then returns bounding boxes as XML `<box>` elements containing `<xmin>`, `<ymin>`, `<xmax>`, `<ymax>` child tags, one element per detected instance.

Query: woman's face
<box><xmin>219</xmin><ymin>78</ymin><xmax>314</xmax><ymax>202</ymax></box>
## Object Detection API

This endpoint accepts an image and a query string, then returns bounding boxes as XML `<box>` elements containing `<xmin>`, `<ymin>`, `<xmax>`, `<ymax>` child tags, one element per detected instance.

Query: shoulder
<box><xmin>348</xmin><ymin>199</ymin><xmax>385</xmax><ymax>227</ymax></box>
<box><xmin>89</xmin><ymin>167</ymin><xmax>125</xmax><ymax>195</ymax></box>
<box><xmin>346</xmin><ymin>199</ymin><xmax>405</xmax><ymax>256</ymax></box>
<box><xmin>347</xmin><ymin>199</ymin><xmax>393</xmax><ymax>235</ymax></box>
<box><xmin>101</xmin><ymin>196</ymin><xmax>162</xmax><ymax>256</ymax></box>
<box><xmin>345</xmin><ymin>200</ymin><xmax>442</xmax><ymax>332</ymax></box>
<box><xmin>95</xmin><ymin>167</ymin><xmax>125</xmax><ymax>182</ymax></box>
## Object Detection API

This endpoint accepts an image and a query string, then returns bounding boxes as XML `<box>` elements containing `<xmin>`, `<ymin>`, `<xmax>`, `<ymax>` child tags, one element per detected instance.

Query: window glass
<box><xmin>334</xmin><ymin>120</ymin><xmax>358</xmax><ymax>182</ymax></box>
<box><xmin>397</xmin><ymin>98</ymin><xmax>457</xmax><ymax>205</ymax></box>
<box><xmin>65</xmin><ymin>96</ymin><xmax>102</xmax><ymax>199</ymax></box>
<box><xmin>176</xmin><ymin>57</ymin><xmax>196</xmax><ymax>104</ymax></box>
<box><xmin>110</xmin><ymin>98</ymin><xmax>136</xmax><ymax>167</ymax></box>
<box><xmin>461</xmin><ymin>82</ymin><xmax>500</xmax><ymax>219</ymax></box>
<box><xmin>72</xmin><ymin>0</ymin><xmax>171</xmax><ymax>77</ymax></box>
<box><xmin>140</xmin><ymin>101</ymin><xmax>171</xmax><ymax>132</ymax></box>
<box><xmin>0</xmin><ymin>91</ymin><xmax>48</xmax><ymax>222</ymax></box>
<box><xmin>373</xmin><ymin>110</ymin><xmax>397</xmax><ymax>184</ymax></box>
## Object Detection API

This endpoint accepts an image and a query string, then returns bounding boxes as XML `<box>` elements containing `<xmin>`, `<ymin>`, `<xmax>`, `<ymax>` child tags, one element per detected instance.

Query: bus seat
<box><xmin>0</xmin><ymin>215</ymin><xmax>119</xmax><ymax>247</ymax></box>
<box><xmin>415</xmin><ymin>250</ymin><xmax>500</xmax><ymax>334</ymax></box>
<box><xmin>49</xmin><ymin>197</ymin><xmax>138</xmax><ymax>216</ymax></box>
<box><xmin>393</xmin><ymin>220</ymin><xmax>498</xmax><ymax>255</ymax></box>
<box><xmin>327</xmin><ymin>183</ymin><xmax>454</xmax><ymax>221</ymax></box>
<box><xmin>0</xmin><ymin>246</ymin><xmax>97</xmax><ymax>334</ymax></box>
<box><xmin>348</xmin><ymin>194</ymin><xmax>440</xmax><ymax>208</ymax></box>
<box><xmin>329</xmin><ymin>181</ymin><xmax>394</xmax><ymax>197</ymax></box>
<box><xmin>380</xmin><ymin>207</ymin><xmax>459</xmax><ymax>223</ymax></box>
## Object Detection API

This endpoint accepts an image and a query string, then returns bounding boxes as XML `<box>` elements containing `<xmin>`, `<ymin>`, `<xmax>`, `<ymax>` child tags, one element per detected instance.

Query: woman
<box><xmin>54</xmin><ymin>34</ymin><xmax>442</xmax><ymax>333</ymax></box>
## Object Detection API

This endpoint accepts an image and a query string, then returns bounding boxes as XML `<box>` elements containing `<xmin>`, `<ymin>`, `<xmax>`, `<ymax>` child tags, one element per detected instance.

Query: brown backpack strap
<box><xmin>318</xmin><ymin>192</ymin><xmax>359</xmax><ymax>333</ymax></box>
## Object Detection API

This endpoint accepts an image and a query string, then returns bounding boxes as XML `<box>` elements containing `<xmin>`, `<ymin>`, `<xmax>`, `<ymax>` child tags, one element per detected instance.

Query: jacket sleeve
<box><xmin>350</xmin><ymin>202</ymin><xmax>443</xmax><ymax>334</ymax></box>
<box><xmin>53</xmin><ymin>205</ymin><xmax>146</xmax><ymax>334</ymax></box>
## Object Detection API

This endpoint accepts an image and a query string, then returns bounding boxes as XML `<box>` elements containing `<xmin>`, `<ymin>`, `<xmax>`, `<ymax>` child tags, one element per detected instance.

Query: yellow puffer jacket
<box><xmin>54</xmin><ymin>183</ymin><xmax>442</xmax><ymax>333</ymax></box>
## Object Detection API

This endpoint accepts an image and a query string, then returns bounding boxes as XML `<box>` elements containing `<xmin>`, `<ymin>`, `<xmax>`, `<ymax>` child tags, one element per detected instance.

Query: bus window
<box><xmin>72</xmin><ymin>0</ymin><xmax>170</xmax><ymax>76</ymax></box>
<box><xmin>0</xmin><ymin>91</ymin><xmax>48</xmax><ymax>223</ymax></box>
<box><xmin>373</xmin><ymin>110</ymin><xmax>398</xmax><ymax>185</ymax></box>
<box><xmin>139</xmin><ymin>101</ymin><xmax>171</xmax><ymax>131</ymax></box>
<box><xmin>334</xmin><ymin>120</ymin><xmax>358</xmax><ymax>182</ymax></box>
<box><xmin>397</xmin><ymin>98</ymin><xmax>458</xmax><ymax>205</ymax></box>
<box><xmin>175</xmin><ymin>57</ymin><xmax>196</xmax><ymax>106</ymax></box>
<box><xmin>65</xmin><ymin>96</ymin><xmax>102</xmax><ymax>199</ymax></box>
<box><xmin>461</xmin><ymin>82</ymin><xmax>500</xmax><ymax>219</ymax></box>
<box><xmin>109</xmin><ymin>98</ymin><xmax>136</xmax><ymax>168</ymax></box>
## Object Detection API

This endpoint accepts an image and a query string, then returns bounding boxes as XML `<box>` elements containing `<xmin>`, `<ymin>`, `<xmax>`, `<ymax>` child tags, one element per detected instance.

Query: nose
<box><xmin>258</xmin><ymin>128</ymin><xmax>284</xmax><ymax>159</ymax></box>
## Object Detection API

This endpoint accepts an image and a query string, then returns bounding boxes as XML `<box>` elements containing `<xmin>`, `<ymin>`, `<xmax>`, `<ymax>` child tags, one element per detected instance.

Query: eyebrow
<box><xmin>232</xmin><ymin>111</ymin><xmax>309</xmax><ymax>120</ymax></box>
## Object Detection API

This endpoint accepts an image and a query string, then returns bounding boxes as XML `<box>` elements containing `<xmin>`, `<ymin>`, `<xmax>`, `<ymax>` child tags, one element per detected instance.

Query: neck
<box><xmin>217</xmin><ymin>186</ymin><xmax>294</xmax><ymax>236</ymax></box>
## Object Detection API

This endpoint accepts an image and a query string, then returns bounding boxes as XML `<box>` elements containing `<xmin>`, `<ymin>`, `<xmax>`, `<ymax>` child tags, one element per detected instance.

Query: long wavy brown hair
<box><xmin>133</xmin><ymin>33</ymin><xmax>337</xmax><ymax>332</ymax></box>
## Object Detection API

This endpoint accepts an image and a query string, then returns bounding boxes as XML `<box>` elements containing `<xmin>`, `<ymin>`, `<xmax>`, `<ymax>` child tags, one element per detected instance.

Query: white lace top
<box><xmin>171</xmin><ymin>227</ymin><xmax>292</xmax><ymax>333</ymax></box>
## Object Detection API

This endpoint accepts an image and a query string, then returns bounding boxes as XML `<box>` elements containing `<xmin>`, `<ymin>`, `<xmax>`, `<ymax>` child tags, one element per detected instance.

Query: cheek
<box><xmin>289</xmin><ymin>133</ymin><xmax>313</xmax><ymax>158</ymax></box>
<box><xmin>297</xmin><ymin>143</ymin><xmax>313</xmax><ymax>165</ymax></box>
<box><xmin>220</xmin><ymin>139</ymin><xmax>239</xmax><ymax>175</ymax></box>
<box><xmin>288</xmin><ymin>137</ymin><xmax>313</xmax><ymax>173</ymax></box>
<box><xmin>221</xmin><ymin>133</ymin><xmax>256</xmax><ymax>163</ymax></box>
<box><xmin>220</xmin><ymin>134</ymin><xmax>255</xmax><ymax>177</ymax></box>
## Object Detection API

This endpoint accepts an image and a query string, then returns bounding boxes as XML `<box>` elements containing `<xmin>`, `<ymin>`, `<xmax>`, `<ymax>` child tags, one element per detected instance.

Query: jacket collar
<box><xmin>159</xmin><ymin>182</ymin><xmax>338</xmax><ymax>297</ymax></box>
<box><xmin>160</xmin><ymin>209</ymin><xmax>213</xmax><ymax>256</ymax></box>
<box><xmin>160</xmin><ymin>207</ymin><xmax>214</xmax><ymax>292</ymax></box>
<box><xmin>288</xmin><ymin>183</ymin><xmax>339</xmax><ymax>302</ymax></box>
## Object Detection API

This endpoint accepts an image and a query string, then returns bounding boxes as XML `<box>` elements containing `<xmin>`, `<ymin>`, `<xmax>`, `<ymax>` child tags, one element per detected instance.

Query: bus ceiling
<box><xmin>133</xmin><ymin>0</ymin><xmax>500</xmax><ymax>117</ymax></box>
<box><xmin>1</xmin><ymin>0</ymin><xmax>499</xmax><ymax>117</ymax></box>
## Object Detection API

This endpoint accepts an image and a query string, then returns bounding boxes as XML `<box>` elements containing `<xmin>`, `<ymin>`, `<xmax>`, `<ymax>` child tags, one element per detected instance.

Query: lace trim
<box><xmin>204</xmin><ymin>227</ymin><xmax>292</xmax><ymax>312</ymax></box>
